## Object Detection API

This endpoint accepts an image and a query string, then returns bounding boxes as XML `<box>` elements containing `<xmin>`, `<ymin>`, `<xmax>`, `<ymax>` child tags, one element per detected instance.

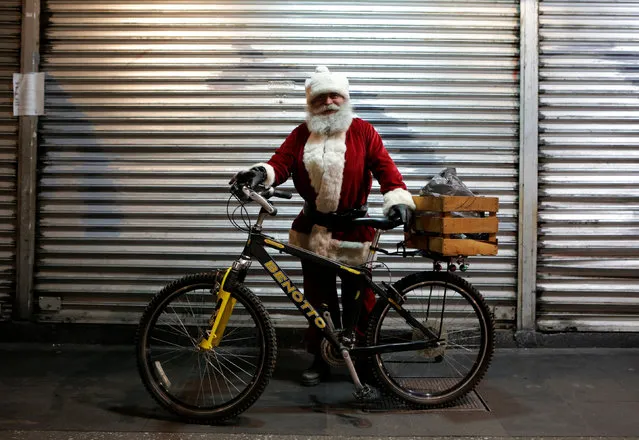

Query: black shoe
<box><xmin>301</xmin><ymin>356</ymin><xmax>330</xmax><ymax>387</ymax></box>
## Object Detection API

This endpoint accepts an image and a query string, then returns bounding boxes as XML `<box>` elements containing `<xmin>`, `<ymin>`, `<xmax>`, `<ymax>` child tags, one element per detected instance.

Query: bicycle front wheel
<box><xmin>366</xmin><ymin>271</ymin><xmax>494</xmax><ymax>407</ymax></box>
<box><xmin>136</xmin><ymin>272</ymin><xmax>277</xmax><ymax>423</ymax></box>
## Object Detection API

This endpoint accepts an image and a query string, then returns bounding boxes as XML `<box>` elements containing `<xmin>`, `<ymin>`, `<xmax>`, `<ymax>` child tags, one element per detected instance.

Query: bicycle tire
<box><xmin>136</xmin><ymin>271</ymin><xmax>277</xmax><ymax>423</ymax></box>
<box><xmin>365</xmin><ymin>270</ymin><xmax>494</xmax><ymax>407</ymax></box>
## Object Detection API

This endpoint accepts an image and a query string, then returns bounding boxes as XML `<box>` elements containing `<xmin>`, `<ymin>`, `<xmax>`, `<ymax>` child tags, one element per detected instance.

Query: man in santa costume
<box><xmin>232</xmin><ymin>66</ymin><xmax>415</xmax><ymax>386</ymax></box>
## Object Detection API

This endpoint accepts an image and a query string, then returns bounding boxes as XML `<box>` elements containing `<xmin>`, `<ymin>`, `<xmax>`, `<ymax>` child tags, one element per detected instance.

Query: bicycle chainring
<box><xmin>320</xmin><ymin>338</ymin><xmax>345</xmax><ymax>368</ymax></box>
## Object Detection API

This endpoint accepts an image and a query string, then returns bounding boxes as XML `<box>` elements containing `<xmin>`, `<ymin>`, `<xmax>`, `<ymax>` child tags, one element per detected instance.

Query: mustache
<box><xmin>311</xmin><ymin>103</ymin><xmax>341</xmax><ymax>115</ymax></box>
<box><xmin>306</xmin><ymin>102</ymin><xmax>353</xmax><ymax>135</ymax></box>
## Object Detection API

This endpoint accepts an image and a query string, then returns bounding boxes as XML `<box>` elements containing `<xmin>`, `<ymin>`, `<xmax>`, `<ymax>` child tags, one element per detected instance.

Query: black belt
<box><xmin>303</xmin><ymin>203</ymin><xmax>368</xmax><ymax>231</ymax></box>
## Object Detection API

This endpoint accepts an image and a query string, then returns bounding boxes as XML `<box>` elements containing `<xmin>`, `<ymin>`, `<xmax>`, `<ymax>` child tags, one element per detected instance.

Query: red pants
<box><xmin>301</xmin><ymin>260</ymin><xmax>376</xmax><ymax>354</ymax></box>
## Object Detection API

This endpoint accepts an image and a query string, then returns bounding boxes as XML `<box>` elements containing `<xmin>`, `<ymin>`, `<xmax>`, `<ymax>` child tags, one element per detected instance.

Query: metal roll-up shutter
<box><xmin>37</xmin><ymin>1</ymin><xmax>519</xmax><ymax>328</ymax></box>
<box><xmin>0</xmin><ymin>1</ymin><xmax>20</xmax><ymax>321</ymax></box>
<box><xmin>538</xmin><ymin>1</ymin><xmax>639</xmax><ymax>331</ymax></box>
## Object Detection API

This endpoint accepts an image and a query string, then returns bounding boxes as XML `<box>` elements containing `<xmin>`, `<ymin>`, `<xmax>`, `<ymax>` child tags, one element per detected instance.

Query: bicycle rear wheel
<box><xmin>365</xmin><ymin>271</ymin><xmax>494</xmax><ymax>407</ymax></box>
<box><xmin>136</xmin><ymin>272</ymin><xmax>277</xmax><ymax>423</ymax></box>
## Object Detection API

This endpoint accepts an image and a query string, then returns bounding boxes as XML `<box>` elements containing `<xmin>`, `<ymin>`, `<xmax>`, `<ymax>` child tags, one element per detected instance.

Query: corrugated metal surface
<box><xmin>0</xmin><ymin>1</ymin><xmax>20</xmax><ymax>321</ymax></box>
<box><xmin>538</xmin><ymin>0</ymin><xmax>639</xmax><ymax>331</ymax></box>
<box><xmin>37</xmin><ymin>0</ymin><xmax>519</xmax><ymax>327</ymax></box>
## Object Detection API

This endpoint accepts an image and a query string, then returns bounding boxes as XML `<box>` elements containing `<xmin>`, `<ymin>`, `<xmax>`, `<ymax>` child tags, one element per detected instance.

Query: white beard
<box><xmin>306</xmin><ymin>102</ymin><xmax>354</xmax><ymax>135</ymax></box>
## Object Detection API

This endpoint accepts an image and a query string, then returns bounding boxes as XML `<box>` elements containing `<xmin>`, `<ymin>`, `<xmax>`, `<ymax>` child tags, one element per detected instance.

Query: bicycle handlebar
<box><xmin>235</xmin><ymin>185</ymin><xmax>293</xmax><ymax>216</ymax></box>
<box><xmin>267</xmin><ymin>188</ymin><xmax>293</xmax><ymax>200</ymax></box>
<box><xmin>233</xmin><ymin>184</ymin><xmax>405</xmax><ymax>230</ymax></box>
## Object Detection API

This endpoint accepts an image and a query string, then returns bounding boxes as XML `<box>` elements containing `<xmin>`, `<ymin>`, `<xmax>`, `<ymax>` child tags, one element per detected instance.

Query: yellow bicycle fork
<box><xmin>198</xmin><ymin>267</ymin><xmax>236</xmax><ymax>351</ymax></box>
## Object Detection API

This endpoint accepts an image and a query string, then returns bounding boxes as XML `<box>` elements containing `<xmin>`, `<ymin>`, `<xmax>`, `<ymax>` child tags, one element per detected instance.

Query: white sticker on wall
<box><xmin>267</xmin><ymin>80</ymin><xmax>296</xmax><ymax>90</ymax></box>
<box><xmin>13</xmin><ymin>72</ymin><xmax>45</xmax><ymax>116</ymax></box>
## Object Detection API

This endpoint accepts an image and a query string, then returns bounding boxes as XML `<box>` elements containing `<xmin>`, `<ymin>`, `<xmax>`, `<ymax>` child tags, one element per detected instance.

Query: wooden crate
<box><xmin>404</xmin><ymin>195</ymin><xmax>499</xmax><ymax>256</ymax></box>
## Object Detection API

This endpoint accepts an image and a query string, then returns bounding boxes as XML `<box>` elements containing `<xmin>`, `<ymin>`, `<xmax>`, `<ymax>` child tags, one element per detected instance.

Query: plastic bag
<box><xmin>419</xmin><ymin>168</ymin><xmax>487</xmax><ymax>240</ymax></box>
<box><xmin>419</xmin><ymin>167</ymin><xmax>475</xmax><ymax>198</ymax></box>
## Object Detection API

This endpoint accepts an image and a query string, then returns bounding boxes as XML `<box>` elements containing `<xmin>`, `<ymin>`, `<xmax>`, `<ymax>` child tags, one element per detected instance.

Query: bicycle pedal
<box><xmin>353</xmin><ymin>384</ymin><xmax>379</xmax><ymax>401</ymax></box>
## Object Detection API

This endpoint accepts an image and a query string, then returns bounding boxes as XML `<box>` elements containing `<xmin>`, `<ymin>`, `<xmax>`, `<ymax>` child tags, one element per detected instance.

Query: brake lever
<box><xmin>242</xmin><ymin>187</ymin><xmax>277</xmax><ymax>215</ymax></box>
<box><xmin>230</xmin><ymin>182</ymin><xmax>250</xmax><ymax>201</ymax></box>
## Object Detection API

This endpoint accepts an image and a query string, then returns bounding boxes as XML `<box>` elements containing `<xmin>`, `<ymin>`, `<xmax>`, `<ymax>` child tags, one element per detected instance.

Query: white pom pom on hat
<box><xmin>305</xmin><ymin>65</ymin><xmax>350</xmax><ymax>103</ymax></box>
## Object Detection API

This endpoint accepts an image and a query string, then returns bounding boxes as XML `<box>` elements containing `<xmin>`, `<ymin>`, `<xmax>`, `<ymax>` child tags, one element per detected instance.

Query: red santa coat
<box><xmin>258</xmin><ymin>117</ymin><xmax>415</xmax><ymax>265</ymax></box>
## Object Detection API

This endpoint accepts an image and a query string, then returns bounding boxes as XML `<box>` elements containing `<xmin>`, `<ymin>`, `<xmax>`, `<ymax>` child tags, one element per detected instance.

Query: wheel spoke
<box><xmin>211</xmin><ymin>349</ymin><xmax>256</xmax><ymax>380</ymax></box>
<box><xmin>152</xmin><ymin>321</ymin><xmax>195</xmax><ymax>342</ymax></box>
<box><xmin>152</xmin><ymin>346</ymin><xmax>194</xmax><ymax>365</ymax></box>
<box><xmin>207</xmin><ymin>351</ymin><xmax>244</xmax><ymax>394</ymax></box>
<box><xmin>150</xmin><ymin>336</ymin><xmax>194</xmax><ymax>351</ymax></box>
<box><xmin>167</xmin><ymin>306</ymin><xmax>198</xmax><ymax>346</ymax></box>
<box><xmin>215</xmin><ymin>348</ymin><xmax>259</xmax><ymax>369</ymax></box>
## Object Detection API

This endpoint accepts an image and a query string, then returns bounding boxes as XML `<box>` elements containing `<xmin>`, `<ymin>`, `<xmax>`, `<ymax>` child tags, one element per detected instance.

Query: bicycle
<box><xmin>135</xmin><ymin>182</ymin><xmax>495</xmax><ymax>423</ymax></box>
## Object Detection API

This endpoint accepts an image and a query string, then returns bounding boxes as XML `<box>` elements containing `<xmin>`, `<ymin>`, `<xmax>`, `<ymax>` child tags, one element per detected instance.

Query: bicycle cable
<box><xmin>367</xmin><ymin>260</ymin><xmax>393</xmax><ymax>285</ymax></box>
<box><xmin>227</xmin><ymin>193</ymin><xmax>252</xmax><ymax>232</ymax></box>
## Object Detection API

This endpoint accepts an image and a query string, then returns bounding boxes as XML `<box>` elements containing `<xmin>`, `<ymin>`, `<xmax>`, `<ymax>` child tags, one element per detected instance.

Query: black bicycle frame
<box><xmin>234</xmin><ymin>229</ymin><xmax>441</xmax><ymax>356</ymax></box>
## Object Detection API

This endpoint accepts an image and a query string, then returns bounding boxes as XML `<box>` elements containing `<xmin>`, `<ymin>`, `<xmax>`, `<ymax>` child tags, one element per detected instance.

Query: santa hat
<box><xmin>305</xmin><ymin>66</ymin><xmax>350</xmax><ymax>103</ymax></box>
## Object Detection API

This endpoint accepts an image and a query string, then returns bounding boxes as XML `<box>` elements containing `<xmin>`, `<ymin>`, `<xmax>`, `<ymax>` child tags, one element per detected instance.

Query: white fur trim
<box><xmin>241</xmin><ymin>162</ymin><xmax>275</xmax><ymax>188</ymax></box>
<box><xmin>289</xmin><ymin>228</ymin><xmax>310</xmax><ymax>250</ymax></box>
<box><xmin>302</xmin><ymin>132</ymin><xmax>347</xmax><ymax>213</ymax></box>
<box><xmin>303</xmin><ymin>133</ymin><xmax>325</xmax><ymax>197</ymax></box>
<box><xmin>305</xmin><ymin>65</ymin><xmax>350</xmax><ymax>103</ymax></box>
<box><xmin>335</xmin><ymin>240</ymin><xmax>374</xmax><ymax>266</ymax></box>
<box><xmin>382</xmin><ymin>188</ymin><xmax>416</xmax><ymax>215</ymax></box>
<box><xmin>289</xmin><ymin>226</ymin><xmax>371</xmax><ymax>266</ymax></box>
<box><xmin>308</xmin><ymin>225</ymin><xmax>333</xmax><ymax>259</ymax></box>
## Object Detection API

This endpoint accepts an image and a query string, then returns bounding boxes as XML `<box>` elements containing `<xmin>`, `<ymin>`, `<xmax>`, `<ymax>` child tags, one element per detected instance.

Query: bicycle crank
<box><xmin>319</xmin><ymin>308</ymin><xmax>346</xmax><ymax>367</ymax></box>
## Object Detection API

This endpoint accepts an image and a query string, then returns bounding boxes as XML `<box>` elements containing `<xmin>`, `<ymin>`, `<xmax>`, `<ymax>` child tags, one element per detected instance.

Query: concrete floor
<box><xmin>0</xmin><ymin>343</ymin><xmax>637</xmax><ymax>440</ymax></box>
